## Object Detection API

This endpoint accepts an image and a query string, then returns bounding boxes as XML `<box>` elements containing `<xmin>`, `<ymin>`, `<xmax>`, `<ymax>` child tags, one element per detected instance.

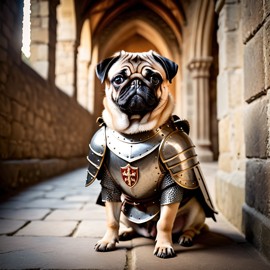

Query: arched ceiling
<box><xmin>74</xmin><ymin>0</ymin><xmax>186</xmax><ymax>58</ymax></box>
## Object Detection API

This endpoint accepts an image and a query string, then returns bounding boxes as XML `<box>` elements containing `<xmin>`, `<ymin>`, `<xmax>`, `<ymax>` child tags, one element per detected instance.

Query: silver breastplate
<box><xmin>105</xmin><ymin>123</ymin><xmax>174</xmax><ymax>199</ymax></box>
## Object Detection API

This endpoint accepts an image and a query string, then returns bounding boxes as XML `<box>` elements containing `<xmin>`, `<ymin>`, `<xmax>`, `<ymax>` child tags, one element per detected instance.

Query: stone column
<box><xmin>30</xmin><ymin>0</ymin><xmax>50</xmax><ymax>79</ymax></box>
<box><xmin>55</xmin><ymin>41</ymin><xmax>76</xmax><ymax>96</ymax></box>
<box><xmin>188</xmin><ymin>57</ymin><xmax>213</xmax><ymax>161</ymax></box>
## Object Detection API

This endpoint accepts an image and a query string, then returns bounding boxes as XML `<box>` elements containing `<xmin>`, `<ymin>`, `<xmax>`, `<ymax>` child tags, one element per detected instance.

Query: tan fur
<box><xmin>95</xmin><ymin>51</ymin><xmax>206</xmax><ymax>258</ymax></box>
<box><xmin>96</xmin><ymin>198</ymin><xmax>206</xmax><ymax>256</ymax></box>
<box><xmin>102</xmin><ymin>51</ymin><xmax>175</xmax><ymax>134</ymax></box>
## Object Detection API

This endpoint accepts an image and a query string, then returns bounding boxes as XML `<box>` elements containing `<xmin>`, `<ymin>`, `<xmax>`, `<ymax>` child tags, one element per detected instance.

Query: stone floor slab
<box><xmin>0</xmin><ymin>166</ymin><xmax>269</xmax><ymax>269</ymax></box>
<box><xmin>131</xmin><ymin>232</ymin><xmax>270</xmax><ymax>270</ymax></box>
<box><xmin>23</xmin><ymin>198</ymin><xmax>83</xmax><ymax>209</ymax></box>
<box><xmin>74</xmin><ymin>220</ymin><xmax>106</xmax><ymax>238</ymax></box>
<box><xmin>8</xmin><ymin>190</ymin><xmax>46</xmax><ymax>201</ymax></box>
<box><xmin>0</xmin><ymin>209</ymin><xmax>51</xmax><ymax>221</ymax></box>
<box><xmin>45</xmin><ymin>207</ymin><xmax>105</xmax><ymax>221</ymax></box>
<box><xmin>27</xmin><ymin>183</ymin><xmax>55</xmax><ymax>191</ymax></box>
<box><xmin>0</xmin><ymin>220</ymin><xmax>26</xmax><ymax>235</ymax></box>
<box><xmin>64</xmin><ymin>195</ymin><xmax>93</xmax><ymax>202</ymax></box>
<box><xmin>0</xmin><ymin>236</ymin><xmax>128</xmax><ymax>270</ymax></box>
<box><xmin>44</xmin><ymin>190</ymin><xmax>72</xmax><ymax>199</ymax></box>
<box><xmin>15</xmin><ymin>221</ymin><xmax>78</xmax><ymax>237</ymax></box>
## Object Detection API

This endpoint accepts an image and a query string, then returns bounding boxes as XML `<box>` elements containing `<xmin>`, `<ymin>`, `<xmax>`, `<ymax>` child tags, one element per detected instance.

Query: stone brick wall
<box><xmin>0</xmin><ymin>1</ymin><xmax>94</xmax><ymax>192</ymax></box>
<box><xmin>241</xmin><ymin>0</ymin><xmax>270</xmax><ymax>261</ymax></box>
<box><xmin>215</xmin><ymin>0</ymin><xmax>245</xmax><ymax>230</ymax></box>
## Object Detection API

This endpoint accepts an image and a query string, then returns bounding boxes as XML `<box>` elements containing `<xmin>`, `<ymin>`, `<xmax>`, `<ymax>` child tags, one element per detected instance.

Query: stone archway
<box><xmin>77</xmin><ymin>19</ymin><xmax>92</xmax><ymax>112</ymax></box>
<box><xmin>91</xmin><ymin>6</ymin><xmax>183</xmax><ymax>120</ymax></box>
<box><xmin>186</xmin><ymin>0</ymin><xmax>216</xmax><ymax>161</ymax></box>
<box><xmin>55</xmin><ymin>0</ymin><xmax>76</xmax><ymax>97</ymax></box>
<box><xmin>77</xmin><ymin>0</ymin><xmax>218</xmax><ymax>158</ymax></box>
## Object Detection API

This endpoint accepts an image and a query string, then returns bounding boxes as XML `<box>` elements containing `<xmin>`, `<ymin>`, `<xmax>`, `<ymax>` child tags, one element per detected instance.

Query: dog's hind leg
<box><xmin>95</xmin><ymin>201</ymin><xmax>122</xmax><ymax>252</ymax></box>
<box><xmin>119</xmin><ymin>214</ymin><xmax>137</xmax><ymax>241</ymax></box>
<box><xmin>175</xmin><ymin>197</ymin><xmax>206</xmax><ymax>247</ymax></box>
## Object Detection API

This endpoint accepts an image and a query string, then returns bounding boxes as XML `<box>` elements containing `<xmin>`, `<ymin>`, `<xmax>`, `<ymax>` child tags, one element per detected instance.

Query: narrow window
<box><xmin>22</xmin><ymin>0</ymin><xmax>31</xmax><ymax>59</ymax></box>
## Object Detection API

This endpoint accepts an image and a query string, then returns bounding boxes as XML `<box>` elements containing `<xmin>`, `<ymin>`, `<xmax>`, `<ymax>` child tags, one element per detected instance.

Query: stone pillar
<box><xmin>77</xmin><ymin>59</ymin><xmax>90</xmax><ymax>109</ymax></box>
<box><xmin>55</xmin><ymin>41</ymin><xmax>76</xmax><ymax>97</ymax></box>
<box><xmin>55</xmin><ymin>0</ymin><xmax>76</xmax><ymax>97</ymax></box>
<box><xmin>188</xmin><ymin>57</ymin><xmax>213</xmax><ymax>161</ymax></box>
<box><xmin>30</xmin><ymin>0</ymin><xmax>50</xmax><ymax>79</ymax></box>
<box><xmin>215</xmin><ymin>0</ymin><xmax>245</xmax><ymax>232</ymax></box>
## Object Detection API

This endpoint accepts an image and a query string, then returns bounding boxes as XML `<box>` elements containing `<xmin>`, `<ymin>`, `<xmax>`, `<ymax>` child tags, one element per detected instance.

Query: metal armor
<box><xmin>85</xmin><ymin>116</ymin><xmax>217</xmax><ymax>223</ymax></box>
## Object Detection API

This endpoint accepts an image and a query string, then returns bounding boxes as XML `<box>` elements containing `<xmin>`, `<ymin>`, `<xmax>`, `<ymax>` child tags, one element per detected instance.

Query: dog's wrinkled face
<box><xmin>96</xmin><ymin>51</ymin><xmax>178</xmax><ymax>134</ymax></box>
<box><xmin>109</xmin><ymin>57</ymin><xmax>161</xmax><ymax>117</ymax></box>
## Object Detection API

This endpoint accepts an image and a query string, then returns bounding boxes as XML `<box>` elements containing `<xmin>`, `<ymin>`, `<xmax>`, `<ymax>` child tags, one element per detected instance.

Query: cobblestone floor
<box><xmin>0</xmin><ymin>163</ymin><xmax>269</xmax><ymax>269</ymax></box>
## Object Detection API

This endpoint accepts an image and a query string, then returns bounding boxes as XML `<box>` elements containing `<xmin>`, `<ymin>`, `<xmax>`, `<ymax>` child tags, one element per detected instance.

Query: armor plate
<box><xmin>105</xmin><ymin>121</ymin><xmax>175</xmax><ymax>163</ymax></box>
<box><xmin>85</xmin><ymin>116</ymin><xmax>217</xmax><ymax>222</ymax></box>
<box><xmin>160</xmin><ymin>130</ymin><xmax>199</xmax><ymax>189</ymax></box>
<box><xmin>85</xmin><ymin>127</ymin><xmax>106</xmax><ymax>187</ymax></box>
<box><xmin>106</xmin><ymin>147</ymin><xmax>164</xmax><ymax>199</ymax></box>
<box><xmin>160</xmin><ymin>129</ymin><xmax>217</xmax><ymax>218</ymax></box>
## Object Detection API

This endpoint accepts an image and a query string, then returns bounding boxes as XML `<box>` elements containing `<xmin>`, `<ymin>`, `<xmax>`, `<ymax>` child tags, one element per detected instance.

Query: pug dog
<box><xmin>86</xmin><ymin>50</ymin><xmax>217</xmax><ymax>258</ymax></box>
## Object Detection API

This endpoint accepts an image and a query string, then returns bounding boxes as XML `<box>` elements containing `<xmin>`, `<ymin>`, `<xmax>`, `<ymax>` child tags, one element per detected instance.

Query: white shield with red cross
<box><xmin>120</xmin><ymin>164</ymin><xmax>139</xmax><ymax>188</ymax></box>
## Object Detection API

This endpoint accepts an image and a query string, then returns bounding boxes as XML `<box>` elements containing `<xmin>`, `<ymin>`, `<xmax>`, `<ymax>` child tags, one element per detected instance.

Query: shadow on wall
<box><xmin>0</xmin><ymin>61</ymin><xmax>94</xmax><ymax>193</ymax></box>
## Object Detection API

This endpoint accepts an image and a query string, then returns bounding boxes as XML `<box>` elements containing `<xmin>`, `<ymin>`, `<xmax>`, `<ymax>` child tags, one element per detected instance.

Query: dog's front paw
<box><xmin>153</xmin><ymin>242</ymin><xmax>176</xmax><ymax>258</ymax></box>
<box><xmin>94</xmin><ymin>238</ymin><xmax>118</xmax><ymax>252</ymax></box>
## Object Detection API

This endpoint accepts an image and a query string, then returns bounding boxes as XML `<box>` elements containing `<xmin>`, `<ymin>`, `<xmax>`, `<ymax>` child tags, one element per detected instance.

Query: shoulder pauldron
<box><xmin>160</xmin><ymin>130</ymin><xmax>199</xmax><ymax>189</ymax></box>
<box><xmin>85</xmin><ymin>126</ymin><xmax>106</xmax><ymax>187</ymax></box>
<box><xmin>160</xmin><ymin>129</ymin><xmax>217</xmax><ymax>217</ymax></box>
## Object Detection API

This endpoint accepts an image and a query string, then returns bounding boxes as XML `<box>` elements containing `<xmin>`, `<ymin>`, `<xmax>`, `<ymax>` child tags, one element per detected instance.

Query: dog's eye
<box><xmin>150</xmin><ymin>75</ymin><xmax>161</xmax><ymax>85</ymax></box>
<box><xmin>113</xmin><ymin>75</ymin><xmax>125</xmax><ymax>85</ymax></box>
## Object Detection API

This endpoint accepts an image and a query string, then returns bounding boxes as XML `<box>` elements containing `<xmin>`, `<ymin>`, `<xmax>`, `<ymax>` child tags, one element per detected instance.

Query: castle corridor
<box><xmin>0</xmin><ymin>0</ymin><xmax>270</xmax><ymax>267</ymax></box>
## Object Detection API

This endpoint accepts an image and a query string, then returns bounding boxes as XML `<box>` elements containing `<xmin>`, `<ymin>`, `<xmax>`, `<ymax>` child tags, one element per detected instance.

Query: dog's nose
<box><xmin>131</xmin><ymin>79</ymin><xmax>141</xmax><ymax>87</ymax></box>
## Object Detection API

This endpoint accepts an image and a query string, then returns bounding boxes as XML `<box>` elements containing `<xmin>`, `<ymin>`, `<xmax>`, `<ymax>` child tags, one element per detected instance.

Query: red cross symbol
<box><xmin>120</xmin><ymin>164</ymin><xmax>139</xmax><ymax>187</ymax></box>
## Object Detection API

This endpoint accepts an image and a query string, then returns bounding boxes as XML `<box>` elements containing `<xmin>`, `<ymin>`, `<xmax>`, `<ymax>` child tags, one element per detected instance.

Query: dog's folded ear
<box><xmin>151</xmin><ymin>51</ymin><xmax>178</xmax><ymax>83</ymax></box>
<box><xmin>96</xmin><ymin>53</ymin><xmax>121</xmax><ymax>83</ymax></box>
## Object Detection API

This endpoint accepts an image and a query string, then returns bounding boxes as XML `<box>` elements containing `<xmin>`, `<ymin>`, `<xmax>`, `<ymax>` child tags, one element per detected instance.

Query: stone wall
<box><xmin>215</xmin><ymin>0</ymin><xmax>246</xmax><ymax>230</ymax></box>
<box><xmin>0</xmin><ymin>1</ymin><xmax>94</xmax><ymax>192</ymax></box>
<box><xmin>241</xmin><ymin>0</ymin><xmax>270</xmax><ymax>261</ymax></box>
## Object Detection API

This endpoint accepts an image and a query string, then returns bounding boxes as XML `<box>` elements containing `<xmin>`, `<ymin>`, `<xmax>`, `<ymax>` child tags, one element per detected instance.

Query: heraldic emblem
<box><xmin>120</xmin><ymin>164</ymin><xmax>139</xmax><ymax>187</ymax></box>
